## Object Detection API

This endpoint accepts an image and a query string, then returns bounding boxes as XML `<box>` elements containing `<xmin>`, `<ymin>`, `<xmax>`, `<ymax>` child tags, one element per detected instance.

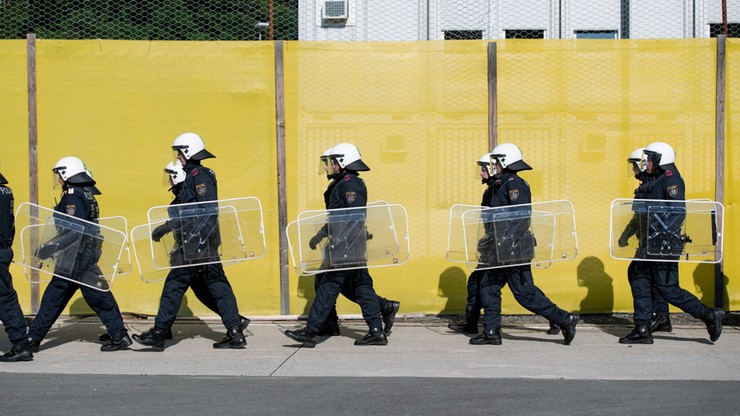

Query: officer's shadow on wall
<box><xmin>692</xmin><ymin>263</ymin><xmax>730</xmax><ymax>312</ymax></box>
<box><xmin>437</xmin><ymin>266</ymin><xmax>468</xmax><ymax>316</ymax></box>
<box><xmin>575</xmin><ymin>256</ymin><xmax>629</xmax><ymax>333</ymax></box>
<box><xmin>297</xmin><ymin>274</ymin><xmax>315</xmax><ymax>318</ymax></box>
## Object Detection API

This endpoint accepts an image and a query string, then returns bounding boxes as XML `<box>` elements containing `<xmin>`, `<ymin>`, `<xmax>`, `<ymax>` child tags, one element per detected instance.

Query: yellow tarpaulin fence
<box><xmin>0</xmin><ymin>38</ymin><xmax>736</xmax><ymax>318</ymax></box>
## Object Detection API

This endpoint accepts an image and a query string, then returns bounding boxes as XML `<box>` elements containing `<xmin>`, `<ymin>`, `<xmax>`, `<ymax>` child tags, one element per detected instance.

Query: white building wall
<box><xmin>497</xmin><ymin>0</ymin><xmax>554</xmax><ymax>38</ymax></box>
<box><xmin>566</xmin><ymin>0</ymin><xmax>621</xmax><ymax>38</ymax></box>
<box><xmin>630</xmin><ymin>0</ymin><xmax>689</xmax><ymax>39</ymax></box>
<box><xmin>300</xmin><ymin>0</ymin><xmax>740</xmax><ymax>41</ymax></box>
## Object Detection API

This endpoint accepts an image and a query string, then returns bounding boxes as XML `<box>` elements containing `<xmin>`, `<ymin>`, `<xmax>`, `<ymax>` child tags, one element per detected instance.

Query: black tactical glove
<box><xmin>618</xmin><ymin>227</ymin><xmax>633</xmax><ymax>248</ymax></box>
<box><xmin>151</xmin><ymin>223</ymin><xmax>172</xmax><ymax>242</ymax></box>
<box><xmin>309</xmin><ymin>233</ymin><xmax>324</xmax><ymax>250</ymax></box>
<box><xmin>36</xmin><ymin>243</ymin><xmax>58</xmax><ymax>260</ymax></box>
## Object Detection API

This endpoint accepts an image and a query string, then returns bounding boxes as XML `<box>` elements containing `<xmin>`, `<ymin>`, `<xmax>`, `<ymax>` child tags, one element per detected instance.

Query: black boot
<box><xmin>132</xmin><ymin>326</ymin><xmax>167</xmax><ymax>351</ymax></box>
<box><xmin>27</xmin><ymin>337</ymin><xmax>41</xmax><ymax>353</ymax></box>
<box><xmin>650</xmin><ymin>312</ymin><xmax>672</xmax><ymax>332</ymax></box>
<box><xmin>547</xmin><ymin>321</ymin><xmax>560</xmax><ymax>335</ymax></box>
<box><xmin>284</xmin><ymin>328</ymin><xmax>317</xmax><ymax>348</ymax></box>
<box><xmin>448</xmin><ymin>320</ymin><xmax>479</xmax><ymax>334</ymax></box>
<box><xmin>213</xmin><ymin>326</ymin><xmax>247</xmax><ymax>349</ymax></box>
<box><xmin>619</xmin><ymin>324</ymin><xmax>653</xmax><ymax>344</ymax></box>
<box><xmin>239</xmin><ymin>316</ymin><xmax>251</xmax><ymax>331</ymax></box>
<box><xmin>355</xmin><ymin>327</ymin><xmax>388</xmax><ymax>346</ymax></box>
<box><xmin>0</xmin><ymin>343</ymin><xmax>34</xmax><ymax>362</ymax></box>
<box><xmin>703</xmin><ymin>308</ymin><xmax>724</xmax><ymax>342</ymax></box>
<box><xmin>560</xmin><ymin>314</ymin><xmax>579</xmax><ymax>345</ymax></box>
<box><xmin>317</xmin><ymin>320</ymin><xmax>341</xmax><ymax>336</ymax></box>
<box><xmin>100</xmin><ymin>331</ymin><xmax>133</xmax><ymax>352</ymax></box>
<box><xmin>381</xmin><ymin>301</ymin><xmax>401</xmax><ymax>335</ymax></box>
<box><xmin>469</xmin><ymin>329</ymin><xmax>502</xmax><ymax>345</ymax></box>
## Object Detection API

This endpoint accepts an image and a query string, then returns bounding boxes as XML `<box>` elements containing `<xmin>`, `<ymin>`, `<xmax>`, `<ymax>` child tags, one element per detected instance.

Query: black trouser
<box><xmin>28</xmin><ymin>270</ymin><xmax>126</xmax><ymax>341</ymax></box>
<box><xmin>629</xmin><ymin>260</ymin><xmax>709</xmax><ymax>325</ymax></box>
<box><xmin>155</xmin><ymin>263</ymin><xmax>240</xmax><ymax>330</ymax></box>
<box><xmin>0</xmin><ymin>248</ymin><xmax>28</xmax><ymax>346</ymax></box>
<box><xmin>307</xmin><ymin>268</ymin><xmax>382</xmax><ymax>333</ymax></box>
<box><xmin>628</xmin><ymin>260</ymin><xmax>669</xmax><ymax>320</ymax></box>
<box><xmin>480</xmin><ymin>265</ymin><xmax>568</xmax><ymax>331</ymax></box>
<box><xmin>314</xmin><ymin>268</ymin><xmax>389</xmax><ymax>330</ymax></box>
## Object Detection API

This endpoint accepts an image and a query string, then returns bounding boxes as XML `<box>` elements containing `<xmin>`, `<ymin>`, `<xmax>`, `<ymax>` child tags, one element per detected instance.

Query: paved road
<box><xmin>1</xmin><ymin>317</ymin><xmax>739</xmax><ymax>415</ymax></box>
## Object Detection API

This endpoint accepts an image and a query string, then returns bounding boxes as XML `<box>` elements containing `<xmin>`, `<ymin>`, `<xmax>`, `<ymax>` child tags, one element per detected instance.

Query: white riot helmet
<box><xmin>627</xmin><ymin>147</ymin><xmax>646</xmax><ymax>174</ymax></box>
<box><xmin>491</xmin><ymin>143</ymin><xmax>532</xmax><ymax>171</ymax></box>
<box><xmin>644</xmin><ymin>142</ymin><xmax>675</xmax><ymax>166</ymax></box>
<box><xmin>477</xmin><ymin>153</ymin><xmax>494</xmax><ymax>177</ymax></box>
<box><xmin>328</xmin><ymin>142</ymin><xmax>370</xmax><ymax>172</ymax></box>
<box><xmin>164</xmin><ymin>160</ymin><xmax>186</xmax><ymax>186</ymax></box>
<box><xmin>53</xmin><ymin>156</ymin><xmax>95</xmax><ymax>186</ymax></box>
<box><xmin>172</xmin><ymin>132</ymin><xmax>215</xmax><ymax>161</ymax></box>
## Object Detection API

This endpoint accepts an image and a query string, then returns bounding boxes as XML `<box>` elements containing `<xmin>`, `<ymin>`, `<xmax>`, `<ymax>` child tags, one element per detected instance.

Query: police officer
<box><xmin>133</xmin><ymin>133</ymin><xmax>246</xmax><ymax>350</ymax></box>
<box><xmin>285</xmin><ymin>143</ymin><xmax>387</xmax><ymax>347</ymax></box>
<box><xmin>617</xmin><ymin>148</ymin><xmax>671</xmax><ymax>333</ymax></box>
<box><xmin>28</xmin><ymin>156</ymin><xmax>131</xmax><ymax>352</ymax></box>
<box><xmin>309</xmin><ymin>147</ymin><xmax>400</xmax><ymax>337</ymax></box>
<box><xmin>448</xmin><ymin>153</ymin><xmax>499</xmax><ymax>334</ymax></box>
<box><xmin>448</xmin><ymin>153</ymin><xmax>561</xmax><ymax>336</ymax></box>
<box><xmin>0</xmin><ymin>166</ymin><xmax>33</xmax><ymax>362</ymax></box>
<box><xmin>471</xmin><ymin>144</ymin><xmax>579</xmax><ymax>346</ymax></box>
<box><xmin>619</xmin><ymin>142</ymin><xmax>724</xmax><ymax>344</ymax></box>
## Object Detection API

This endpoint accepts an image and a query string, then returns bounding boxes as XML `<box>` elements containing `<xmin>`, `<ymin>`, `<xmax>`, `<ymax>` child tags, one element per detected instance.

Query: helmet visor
<box><xmin>319</xmin><ymin>155</ymin><xmax>331</xmax><ymax>178</ymax></box>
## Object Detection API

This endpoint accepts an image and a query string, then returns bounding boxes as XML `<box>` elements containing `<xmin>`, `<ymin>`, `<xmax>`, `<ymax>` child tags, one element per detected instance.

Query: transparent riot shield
<box><xmin>14</xmin><ymin>202</ymin><xmax>128</xmax><ymax>292</ymax></box>
<box><xmin>133</xmin><ymin>197</ymin><xmax>265</xmax><ymax>282</ymax></box>
<box><xmin>446</xmin><ymin>204</ymin><xmax>480</xmax><ymax>263</ymax></box>
<box><xmin>610</xmin><ymin>198</ymin><xmax>724</xmax><ymax>263</ymax></box>
<box><xmin>286</xmin><ymin>203</ymin><xmax>410</xmax><ymax>275</ymax></box>
<box><xmin>460</xmin><ymin>200</ymin><xmax>578</xmax><ymax>271</ymax></box>
<box><xmin>99</xmin><ymin>216</ymin><xmax>132</xmax><ymax>277</ymax></box>
<box><xmin>129</xmin><ymin>223</ymin><xmax>172</xmax><ymax>283</ymax></box>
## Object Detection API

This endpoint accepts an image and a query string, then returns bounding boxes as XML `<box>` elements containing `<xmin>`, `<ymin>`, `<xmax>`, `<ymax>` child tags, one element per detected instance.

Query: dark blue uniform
<box><xmin>153</xmin><ymin>161</ymin><xmax>240</xmax><ymax>330</ymax></box>
<box><xmin>629</xmin><ymin>166</ymin><xmax>710</xmax><ymax>325</ymax></box>
<box><xmin>153</xmin><ymin>184</ymin><xmax>230</xmax><ymax>330</ymax></box>
<box><xmin>0</xmin><ymin>182</ymin><xmax>29</xmax><ymax>348</ymax></box>
<box><xmin>306</xmin><ymin>172</ymin><xmax>383</xmax><ymax>333</ymax></box>
<box><xmin>456</xmin><ymin>176</ymin><xmax>501</xmax><ymax>329</ymax></box>
<box><xmin>622</xmin><ymin>173</ymin><xmax>669</xmax><ymax>326</ymax></box>
<box><xmin>314</xmin><ymin>176</ymin><xmax>395</xmax><ymax>333</ymax></box>
<box><xmin>28</xmin><ymin>186</ymin><xmax>127</xmax><ymax>342</ymax></box>
<box><xmin>479</xmin><ymin>172</ymin><xmax>569</xmax><ymax>332</ymax></box>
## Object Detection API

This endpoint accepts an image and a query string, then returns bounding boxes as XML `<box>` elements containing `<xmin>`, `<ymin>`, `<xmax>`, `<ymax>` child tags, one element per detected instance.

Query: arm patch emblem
<box><xmin>66</xmin><ymin>204</ymin><xmax>76</xmax><ymax>216</ymax></box>
<box><xmin>196</xmin><ymin>183</ymin><xmax>207</xmax><ymax>196</ymax></box>
<box><xmin>346</xmin><ymin>191</ymin><xmax>356</xmax><ymax>204</ymax></box>
<box><xmin>667</xmin><ymin>185</ymin><xmax>678</xmax><ymax>198</ymax></box>
<box><xmin>509</xmin><ymin>189</ymin><xmax>519</xmax><ymax>201</ymax></box>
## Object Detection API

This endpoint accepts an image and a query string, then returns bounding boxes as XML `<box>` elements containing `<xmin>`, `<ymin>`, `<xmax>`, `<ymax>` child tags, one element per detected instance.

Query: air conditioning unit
<box><xmin>322</xmin><ymin>0</ymin><xmax>349</xmax><ymax>20</ymax></box>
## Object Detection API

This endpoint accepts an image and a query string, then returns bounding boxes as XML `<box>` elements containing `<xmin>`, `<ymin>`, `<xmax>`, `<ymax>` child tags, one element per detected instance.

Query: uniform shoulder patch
<box><xmin>509</xmin><ymin>189</ymin><xmax>519</xmax><ymax>201</ymax></box>
<box><xmin>344</xmin><ymin>174</ymin><xmax>351</xmax><ymax>182</ymax></box>
<box><xmin>196</xmin><ymin>183</ymin><xmax>207</xmax><ymax>196</ymax></box>
<box><xmin>665</xmin><ymin>170</ymin><xmax>673</xmax><ymax>177</ymax></box>
<box><xmin>507</xmin><ymin>177</ymin><xmax>515</xmax><ymax>182</ymax></box>
<box><xmin>667</xmin><ymin>185</ymin><xmax>678</xmax><ymax>198</ymax></box>
<box><xmin>191</xmin><ymin>168</ymin><xmax>199</xmax><ymax>176</ymax></box>
<box><xmin>66</xmin><ymin>204</ymin><xmax>76</xmax><ymax>216</ymax></box>
<box><xmin>346</xmin><ymin>191</ymin><xmax>356</xmax><ymax>203</ymax></box>
<box><xmin>67</xmin><ymin>187</ymin><xmax>75</xmax><ymax>194</ymax></box>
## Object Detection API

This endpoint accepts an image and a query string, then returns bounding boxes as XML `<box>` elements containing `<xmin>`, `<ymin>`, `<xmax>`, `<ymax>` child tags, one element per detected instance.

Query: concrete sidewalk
<box><xmin>2</xmin><ymin>315</ymin><xmax>739</xmax><ymax>380</ymax></box>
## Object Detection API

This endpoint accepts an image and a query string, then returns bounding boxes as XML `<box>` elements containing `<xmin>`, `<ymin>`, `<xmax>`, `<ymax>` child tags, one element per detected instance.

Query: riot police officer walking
<box><xmin>0</xmin><ymin>166</ymin><xmax>33</xmax><ymax>362</ymax></box>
